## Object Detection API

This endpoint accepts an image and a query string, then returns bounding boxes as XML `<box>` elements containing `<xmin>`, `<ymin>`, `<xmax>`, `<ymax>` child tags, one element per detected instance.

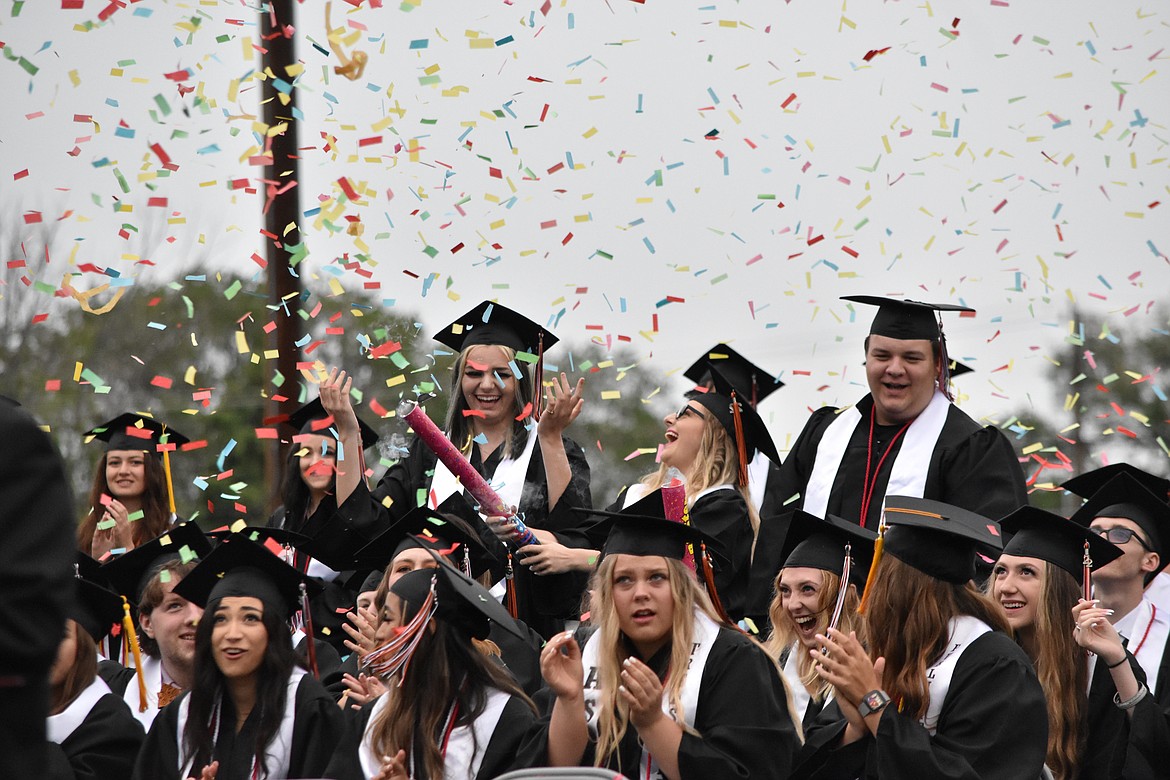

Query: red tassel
<box><xmin>699</xmin><ymin>542</ymin><xmax>742</xmax><ymax>632</ymax></box>
<box><xmin>505</xmin><ymin>552</ymin><xmax>519</xmax><ymax>619</ymax></box>
<box><xmin>730</xmin><ymin>391</ymin><xmax>748</xmax><ymax>487</ymax></box>
<box><xmin>1082</xmin><ymin>541</ymin><xmax>1092</xmax><ymax>602</ymax></box>
<box><xmin>300</xmin><ymin>583</ymin><xmax>319</xmax><ymax>678</ymax></box>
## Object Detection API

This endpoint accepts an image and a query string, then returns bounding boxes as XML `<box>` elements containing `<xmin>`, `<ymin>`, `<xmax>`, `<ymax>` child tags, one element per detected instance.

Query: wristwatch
<box><xmin>858</xmin><ymin>689</ymin><xmax>891</xmax><ymax>717</ymax></box>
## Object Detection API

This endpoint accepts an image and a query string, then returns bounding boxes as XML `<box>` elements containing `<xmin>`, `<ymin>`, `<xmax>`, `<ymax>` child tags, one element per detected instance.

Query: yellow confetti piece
<box><xmin>601</xmin><ymin>390</ymin><xmax>621</xmax><ymax>400</ymax></box>
<box><xmin>235</xmin><ymin>331</ymin><xmax>249</xmax><ymax>354</ymax></box>
<box><xmin>386</xmin><ymin>375</ymin><xmax>406</xmax><ymax>387</ymax></box>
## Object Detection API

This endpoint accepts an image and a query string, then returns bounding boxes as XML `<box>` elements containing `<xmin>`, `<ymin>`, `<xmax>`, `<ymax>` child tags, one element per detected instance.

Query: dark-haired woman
<box><xmin>327</xmin><ymin>564</ymin><xmax>539</xmax><ymax>780</ymax></box>
<box><xmin>795</xmin><ymin>497</ymin><xmax>1048</xmax><ymax>780</ymax></box>
<box><xmin>132</xmin><ymin>535</ymin><xmax>342</xmax><ymax>780</ymax></box>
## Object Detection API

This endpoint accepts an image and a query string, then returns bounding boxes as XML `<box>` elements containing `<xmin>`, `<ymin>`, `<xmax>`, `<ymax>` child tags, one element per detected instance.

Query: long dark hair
<box><xmin>77</xmin><ymin>451</ymin><xmax>171</xmax><ymax>552</ymax></box>
<box><xmin>278</xmin><ymin>443</ymin><xmax>337</xmax><ymax>532</ymax></box>
<box><xmin>443</xmin><ymin>345</ymin><xmax>535</xmax><ymax>460</ymax></box>
<box><xmin>49</xmin><ymin>620</ymin><xmax>99</xmax><ymax>715</ymax></box>
<box><xmin>182</xmin><ymin>598</ymin><xmax>302</xmax><ymax>777</ymax></box>
<box><xmin>370</xmin><ymin>620</ymin><xmax>536</xmax><ymax>780</ymax></box>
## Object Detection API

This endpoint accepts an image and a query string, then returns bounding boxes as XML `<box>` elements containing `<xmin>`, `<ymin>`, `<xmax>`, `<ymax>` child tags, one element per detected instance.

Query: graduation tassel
<box><xmin>532</xmin><ymin>331</ymin><xmax>545</xmax><ymax>423</ymax></box>
<box><xmin>936</xmin><ymin>315</ymin><xmax>954</xmax><ymax>401</ymax></box>
<box><xmin>699</xmin><ymin>541</ymin><xmax>741</xmax><ymax>631</ymax></box>
<box><xmin>121</xmin><ymin>596</ymin><xmax>148</xmax><ymax>712</ymax></box>
<box><xmin>162</xmin><ymin>448</ymin><xmax>177</xmax><ymax>516</ymax></box>
<box><xmin>364</xmin><ymin>579</ymin><xmax>437</xmax><ymax>683</ymax></box>
<box><xmin>828</xmin><ymin>543</ymin><xmax>852</xmax><ymax>634</ymax></box>
<box><xmin>1082</xmin><ymin>540</ymin><xmax>1093</xmax><ymax>602</ymax></box>
<box><xmin>505</xmin><ymin>552</ymin><xmax>519</xmax><ymax>619</ymax></box>
<box><xmin>729</xmin><ymin>391</ymin><xmax>749</xmax><ymax>488</ymax></box>
<box><xmin>300</xmin><ymin>582</ymin><xmax>319</xmax><ymax>678</ymax></box>
<box><xmin>859</xmin><ymin>519</ymin><xmax>885</xmax><ymax>616</ymax></box>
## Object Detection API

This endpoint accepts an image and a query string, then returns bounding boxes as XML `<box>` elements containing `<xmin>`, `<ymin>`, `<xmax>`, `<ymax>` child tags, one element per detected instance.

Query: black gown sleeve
<box><xmin>131</xmin><ymin>692</ymin><xmax>183</xmax><ymax>780</ymax></box>
<box><xmin>46</xmin><ymin>693</ymin><xmax>145</xmax><ymax>780</ymax></box>
<box><xmin>321</xmin><ymin>702</ymin><xmax>374</xmax><ymax>780</ymax></box>
<box><xmin>935</xmin><ymin>423</ymin><xmax>1028</xmax><ymax>522</ymax></box>
<box><xmin>474</xmin><ymin>695</ymin><xmax>541</xmax><ymax>779</ymax></box>
<box><xmin>287</xmin><ymin>674</ymin><xmax>346</xmax><ymax>779</ymax></box>
<box><xmin>795</xmin><ymin>632</ymin><xmax>1048</xmax><ymax>780</ymax></box>
<box><xmin>688</xmin><ymin>490</ymin><xmax>753</xmax><ymax>620</ymax></box>
<box><xmin>371</xmin><ymin>438</ymin><xmax>435</xmax><ymax>523</ymax></box>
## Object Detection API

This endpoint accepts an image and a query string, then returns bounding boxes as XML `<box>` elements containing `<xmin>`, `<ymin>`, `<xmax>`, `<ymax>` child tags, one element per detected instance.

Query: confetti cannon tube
<box><xmin>398</xmin><ymin>400</ymin><xmax>539</xmax><ymax>546</ymax></box>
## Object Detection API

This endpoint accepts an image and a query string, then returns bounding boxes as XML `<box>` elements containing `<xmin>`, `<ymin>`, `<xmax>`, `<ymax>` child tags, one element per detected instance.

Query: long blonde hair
<box><xmin>639</xmin><ymin>411</ymin><xmax>761</xmax><ymax>536</ymax></box>
<box><xmin>444</xmin><ymin>345</ymin><xmax>535</xmax><ymax>461</ymax></box>
<box><xmin>766</xmin><ymin>569</ymin><xmax>865</xmax><ymax>704</ymax></box>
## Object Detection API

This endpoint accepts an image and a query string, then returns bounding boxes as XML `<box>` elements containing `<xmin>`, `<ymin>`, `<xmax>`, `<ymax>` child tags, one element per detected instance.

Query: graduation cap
<box><xmin>284</xmin><ymin>397</ymin><xmax>380</xmax><ymax>451</ymax></box>
<box><xmin>880</xmin><ymin>496</ymin><xmax>1002</xmax><ymax>584</ymax></box>
<box><xmin>683</xmin><ymin>344</ymin><xmax>784</xmax><ymax>408</ymax></box>
<box><xmin>571</xmin><ymin>489</ymin><xmax>673</xmax><ymax>551</ymax></box>
<box><xmin>70</xmin><ymin>576</ymin><xmax>127</xmax><ymax>642</ymax></box>
<box><xmin>102</xmin><ymin>522</ymin><xmax>212</xmax><ymax>605</ymax></box>
<box><xmin>393</xmin><ymin>552</ymin><xmax>526</xmax><ymax>641</ymax></box>
<box><xmin>689</xmin><ymin>366</ymin><xmax>781</xmax><ymax>484</ymax></box>
<box><xmin>777</xmin><ymin>510</ymin><xmax>878</xmax><ymax>588</ymax></box>
<box><xmin>948</xmin><ymin>360</ymin><xmax>974</xmax><ymax>378</ymax></box>
<box><xmin>999</xmin><ymin>506</ymin><xmax>1123</xmax><ymax>580</ymax></box>
<box><xmin>84</xmin><ymin>412</ymin><xmax>189</xmax><ymax>453</ymax></box>
<box><xmin>1068</xmin><ymin>473</ymin><xmax>1170</xmax><ymax>581</ymax></box>
<box><xmin>1062</xmin><ymin>463</ymin><xmax>1170</xmax><ymax>505</ymax></box>
<box><xmin>352</xmin><ymin>493</ymin><xmax>498</xmax><ymax>578</ymax></box>
<box><xmin>433</xmin><ymin>300</ymin><xmax>559</xmax><ymax>355</ymax></box>
<box><xmin>173</xmin><ymin>534</ymin><xmax>323</xmax><ymax>620</ymax></box>
<box><xmin>599</xmin><ymin>516</ymin><xmax>720</xmax><ymax>563</ymax></box>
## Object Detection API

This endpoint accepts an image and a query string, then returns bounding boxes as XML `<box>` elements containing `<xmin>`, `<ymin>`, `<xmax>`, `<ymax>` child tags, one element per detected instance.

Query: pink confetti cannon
<box><xmin>398</xmin><ymin>400</ymin><xmax>539</xmax><ymax>546</ymax></box>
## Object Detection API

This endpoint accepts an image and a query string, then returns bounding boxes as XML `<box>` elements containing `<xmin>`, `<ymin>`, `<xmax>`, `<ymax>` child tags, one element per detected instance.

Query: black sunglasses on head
<box><xmin>1090</xmin><ymin>525</ymin><xmax>1152</xmax><ymax>551</ymax></box>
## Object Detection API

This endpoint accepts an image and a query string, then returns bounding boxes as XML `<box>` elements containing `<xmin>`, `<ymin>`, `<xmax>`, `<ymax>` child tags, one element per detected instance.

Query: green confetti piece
<box><xmin>159</xmin><ymin>569</ymin><xmax>173</xmax><ymax>582</ymax></box>
<box><xmin>12</xmin><ymin>1</ymin><xmax>24</xmax><ymax>17</ymax></box>
<box><xmin>96</xmin><ymin>518</ymin><xmax>116</xmax><ymax>530</ymax></box>
<box><xmin>223</xmin><ymin>279</ymin><xmax>242</xmax><ymax>300</ymax></box>
<box><xmin>128</xmin><ymin>509</ymin><xmax>145</xmax><ymax>522</ymax></box>
<box><xmin>153</xmin><ymin>93</ymin><xmax>172</xmax><ymax>116</ymax></box>
<box><xmin>390</xmin><ymin>351</ymin><xmax>410</xmax><ymax>369</ymax></box>
<box><xmin>113</xmin><ymin>167</ymin><xmax>131</xmax><ymax>193</ymax></box>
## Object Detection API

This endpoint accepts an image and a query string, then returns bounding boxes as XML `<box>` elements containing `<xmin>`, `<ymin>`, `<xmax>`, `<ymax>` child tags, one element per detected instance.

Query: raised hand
<box><xmin>541</xmin><ymin>631</ymin><xmax>585</xmax><ymax>700</ymax></box>
<box><xmin>537</xmin><ymin>374</ymin><xmax>585</xmax><ymax>439</ymax></box>
<box><xmin>619</xmin><ymin>656</ymin><xmax>665</xmax><ymax>730</ymax></box>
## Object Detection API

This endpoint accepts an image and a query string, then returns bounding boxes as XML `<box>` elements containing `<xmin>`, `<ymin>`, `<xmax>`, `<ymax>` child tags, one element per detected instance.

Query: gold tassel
<box><xmin>859</xmin><ymin>519</ymin><xmax>885</xmax><ymax>616</ymax></box>
<box><xmin>121</xmin><ymin>597</ymin><xmax>148</xmax><ymax>712</ymax></box>
<box><xmin>162</xmin><ymin>447</ymin><xmax>177</xmax><ymax>516</ymax></box>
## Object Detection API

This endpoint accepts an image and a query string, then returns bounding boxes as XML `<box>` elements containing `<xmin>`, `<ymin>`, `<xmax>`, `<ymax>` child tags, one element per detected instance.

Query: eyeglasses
<box><xmin>1090</xmin><ymin>526</ymin><xmax>1153</xmax><ymax>551</ymax></box>
<box><xmin>675</xmin><ymin>404</ymin><xmax>706</xmax><ymax>421</ymax></box>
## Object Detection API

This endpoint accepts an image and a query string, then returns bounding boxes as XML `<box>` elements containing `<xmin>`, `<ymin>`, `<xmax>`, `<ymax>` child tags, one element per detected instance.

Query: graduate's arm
<box><xmin>319</xmin><ymin>368</ymin><xmax>365</xmax><ymax>507</ymax></box>
<box><xmin>288</xmin><ymin>676</ymin><xmax>346</xmax><ymax>778</ymax></box>
<box><xmin>132</xmin><ymin>697</ymin><xmax>182</xmax><ymax>780</ymax></box>
<box><xmin>540</xmin><ymin>632</ymin><xmax>590</xmax><ymax>767</ymax></box>
<box><xmin>536</xmin><ymin>374</ymin><xmax>585</xmax><ymax>512</ymax></box>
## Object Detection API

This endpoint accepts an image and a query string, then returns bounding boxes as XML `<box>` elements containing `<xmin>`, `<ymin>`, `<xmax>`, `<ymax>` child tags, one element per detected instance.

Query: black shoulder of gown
<box><xmin>46</xmin><ymin>692</ymin><xmax>144</xmax><ymax>780</ymax></box>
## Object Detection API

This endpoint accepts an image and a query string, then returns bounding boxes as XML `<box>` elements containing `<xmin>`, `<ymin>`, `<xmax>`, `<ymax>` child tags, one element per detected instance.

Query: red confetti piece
<box><xmin>45</xmin><ymin>379</ymin><xmax>61</xmax><ymax>391</ymax></box>
<box><xmin>13</xmin><ymin>169</ymin><xmax>28</xmax><ymax>180</ymax></box>
<box><xmin>150</xmin><ymin>375</ymin><xmax>173</xmax><ymax>389</ymax></box>
<box><xmin>255</xmin><ymin>427</ymin><xmax>279</xmax><ymax>439</ymax></box>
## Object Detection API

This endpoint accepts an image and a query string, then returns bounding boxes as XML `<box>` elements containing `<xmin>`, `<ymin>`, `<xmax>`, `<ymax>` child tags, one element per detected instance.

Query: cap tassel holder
<box><xmin>859</xmin><ymin>518</ymin><xmax>886</xmax><ymax>615</ymax></box>
<box><xmin>363</xmin><ymin>578</ymin><xmax>437</xmax><ymax>683</ymax></box>
<box><xmin>730</xmin><ymin>391</ymin><xmax>749</xmax><ymax>487</ymax></box>
<box><xmin>300</xmin><ymin>582</ymin><xmax>319</xmax><ymax>678</ymax></box>
<box><xmin>532</xmin><ymin>332</ymin><xmax>545</xmax><ymax>423</ymax></box>
<box><xmin>121</xmin><ymin>597</ymin><xmax>148</xmax><ymax>712</ymax></box>
<box><xmin>505</xmin><ymin>553</ymin><xmax>519</xmax><ymax>619</ymax></box>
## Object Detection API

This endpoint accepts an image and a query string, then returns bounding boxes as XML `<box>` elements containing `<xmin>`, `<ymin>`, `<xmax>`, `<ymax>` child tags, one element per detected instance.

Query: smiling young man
<box><xmin>772</xmin><ymin>296</ymin><xmax>1027</xmax><ymax>530</ymax></box>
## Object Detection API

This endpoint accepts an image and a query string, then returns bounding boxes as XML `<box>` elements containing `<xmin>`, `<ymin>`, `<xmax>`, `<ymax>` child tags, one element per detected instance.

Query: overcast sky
<box><xmin>2</xmin><ymin>0</ymin><xmax>1167</xmax><ymax>470</ymax></box>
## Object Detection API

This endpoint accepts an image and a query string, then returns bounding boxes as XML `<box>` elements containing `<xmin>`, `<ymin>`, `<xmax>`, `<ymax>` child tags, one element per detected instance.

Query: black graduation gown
<box><xmin>131</xmin><ymin>673</ymin><xmax>342</xmax><ymax>780</ymax></box>
<box><xmin>46</xmin><ymin>689</ymin><xmax>145</xmax><ymax>780</ymax></box>
<box><xmin>367</xmin><ymin>433</ymin><xmax>593</xmax><ymax>638</ymax></box>
<box><xmin>325</xmin><ymin>689</ymin><xmax>538</xmax><ymax>780</ymax></box>
<box><xmin>1086</xmin><ymin>651</ymin><xmax>1170</xmax><ymax>780</ymax></box>
<box><xmin>793</xmin><ymin>630</ymin><xmax>1047</xmax><ymax>780</ymax></box>
<box><xmin>521</xmin><ymin>627</ymin><xmax>800</xmax><ymax>780</ymax></box>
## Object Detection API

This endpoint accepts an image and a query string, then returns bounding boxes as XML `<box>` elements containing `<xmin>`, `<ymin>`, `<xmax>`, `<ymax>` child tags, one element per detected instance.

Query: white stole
<box><xmin>428</xmin><ymin>429</ymin><xmax>539</xmax><ymax>513</ymax></box>
<box><xmin>803</xmin><ymin>391</ymin><xmax>951</xmax><ymax>520</ymax></box>
<box><xmin>176</xmin><ymin>668</ymin><xmax>306</xmax><ymax>779</ymax></box>
<box><xmin>122</xmin><ymin>654</ymin><xmax>163</xmax><ymax>728</ymax></box>
<box><xmin>47</xmin><ymin>677</ymin><xmax>112</xmax><ymax>745</ymax></box>
<box><xmin>581</xmin><ymin>609</ymin><xmax>720</xmax><ymax>779</ymax></box>
<box><xmin>358</xmin><ymin>688</ymin><xmax>510</xmax><ymax>780</ymax></box>
<box><xmin>780</xmin><ymin>648</ymin><xmax>811</xmax><ymax>724</ymax></box>
<box><xmin>1117</xmin><ymin>598</ymin><xmax>1167</xmax><ymax>695</ymax></box>
<box><xmin>921</xmin><ymin>616</ymin><xmax>991</xmax><ymax>735</ymax></box>
<box><xmin>747</xmin><ymin>451</ymin><xmax>771</xmax><ymax>514</ymax></box>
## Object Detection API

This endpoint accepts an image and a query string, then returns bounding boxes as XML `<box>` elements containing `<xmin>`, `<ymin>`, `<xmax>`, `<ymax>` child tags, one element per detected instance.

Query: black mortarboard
<box><xmin>0</xmin><ymin>393</ymin><xmax>20</xmax><ymax>407</ymax></box>
<box><xmin>841</xmin><ymin>296</ymin><xmax>974</xmax><ymax>343</ymax></box>
<box><xmin>102</xmin><ymin>522</ymin><xmax>212</xmax><ymax>604</ymax></box>
<box><xmin>683</xmin><ymin>344</ymin><xmax>784</xmax><ymax>407</ymax></box>
<box><xmin>999</xmin><ymin>506</ymin><xmax>1123</xmax><ymax>580</ymax></box>
<box><xmin>689</xmin><ymin>366</ymin><xmax>781</xmax><ymax>466</ymax></box>
<box><xmin>173</xmin><ymin>534</ymin><xmax>322</xmax><ymax>619</ymax></box>
<box><xmin>84</xmin><ymin>412</ymin><xmax>190</xmax><ymax>453</ymax></box>
<box><xmin>778</xmin><ymin>510</ymin><xmax>878</xmax><ymax>588</ymax></box>
<box><xmin>285</xmin><ymin>397</ymin><xmax>380</xmax><ymax>451</ymax></box>
<box><xmin>353</xmin><ymin>493</ymin><xmax>497</xmax><ymax>578</ymax></box>
<box><xmin>433</xmin><ymin>300</ymin><xmax>559</xmax><ymax>355</ymax></box>
<box><xmin>573</xmin><ymin>489</ymin><xmax>671</xmax><ymax>550</ymax></box>
<box><xmin>71</xmin><ymin>576</ymin><xmax>126</xmax><ymax>642</ymax></box>
<box><xmin>1068</xmin><ymin>473</ymin><xmax>1170</xmax><ymax>575</ymax></box>
<box><xmin>881</xmin><ymin>496</ymin><xmax>1002</xmax><ymax>584</ymax></box>
<box><xmin>599</xmin><ymin>516</ymin><xmax>719</xmax><ymax>563</ymax></box>
<box><xmin>948</xmin><ymin>360</ymin><xmax>974</xmax><ymax>378</ymax></box>
<box><xmin>1062</xmin><ymin>463</ymin><xmax>1170</xmax><ymax>504</ymax></box>
<box><xmin>391</xmin><ymin>552</ymin><xmax>526</xmax><ymax>641</ymax></box>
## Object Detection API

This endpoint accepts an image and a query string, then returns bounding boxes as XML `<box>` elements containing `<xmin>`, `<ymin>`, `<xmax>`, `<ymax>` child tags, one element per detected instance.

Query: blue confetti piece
<box><xmin>496</xmin><ymin>35</ymin><xmax>514</xmax><ymax>46</ymax></box>
<box><xmin>643</xmin><ymin>237</ymin><xmax>656</xmax><ymax>254</ymax></box>
<box><xmin>567</xmin><ymin>13</ymin><xmax>575</xmax><ymax>29</ymax></box>
<box><xmin>1085</xmin><ymin>40</ymin><xmax>1096</xmax><ymax>56</ymax></box>
<box><xmin>216</xmin><ymin>439</ymin><xmax>237</xmax><ymax>471</ymax></box>
<box><xmin>1097</xmin><ymin>274</ymin><xmax>1112</xmax><ymax>290</ymax></box>
<box><xmin>409</xmin><ymin>39</ymin><xmax>428</xmax><ymax>49</ymax></box>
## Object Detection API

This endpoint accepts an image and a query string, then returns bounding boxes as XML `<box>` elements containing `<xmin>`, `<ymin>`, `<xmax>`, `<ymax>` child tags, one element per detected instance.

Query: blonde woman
<box><xmin>521</xmin><ymin>367</ymin><xmax>779</xmax><ymax>621</ymax></box>
<box><xmin>765</xmin><ymin>510</ymin><xmax>874</xmax><ymax>730</ymax></box>
<box><xmin>536</xmin><ymin>517</ymin><xmax>799</xmax><ymax>780</ymax></box>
